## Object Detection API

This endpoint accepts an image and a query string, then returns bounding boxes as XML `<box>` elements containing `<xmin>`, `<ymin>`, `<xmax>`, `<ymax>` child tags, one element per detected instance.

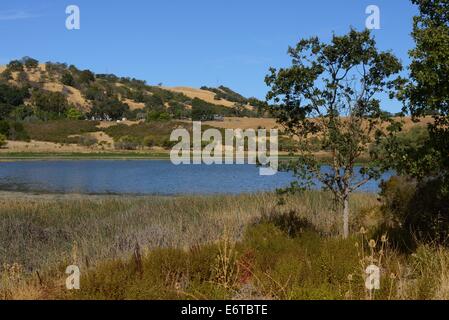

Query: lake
<box><xmin>0</xmin><ymin>160</ymin><xmax>394</xmax><ymax>195</ymax></box>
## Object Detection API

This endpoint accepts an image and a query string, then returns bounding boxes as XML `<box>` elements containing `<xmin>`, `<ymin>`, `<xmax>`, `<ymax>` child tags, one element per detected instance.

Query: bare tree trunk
<box><xmin>343</xmin><ymin>195</ymin><xmax>349</xmax><ymax>239</ymax></box>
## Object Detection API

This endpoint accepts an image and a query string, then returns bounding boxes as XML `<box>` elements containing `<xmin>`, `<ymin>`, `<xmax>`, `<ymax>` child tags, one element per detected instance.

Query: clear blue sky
<box><xmin>0</xmin><ymin>0</ymin><xmax>417</xmax><ymax>112</ymax></box>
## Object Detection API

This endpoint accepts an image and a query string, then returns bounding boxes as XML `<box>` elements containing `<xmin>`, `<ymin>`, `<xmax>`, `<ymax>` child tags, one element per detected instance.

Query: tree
<box><xmin>6</xmin><ymin>60</ymin><xmax>24</xmax><ymax>72</ymax></box>
<box><xmin>390</xmin><ymin>0</ymin><xmax>449</xmax><ymax>182</ymax></box>
<box><xmin>0</xmin><ymin>69</ymin><xmax>13</xmax><ymax>82</ymax></box>
<box><xmin>21</xmin><ymin>56</ymin><xmax>39</xmax><ymax>70</ymax></box>
<box><xmin>30</xmin><ymin>90</ymin><xmax>69</xmax><ymax>117</ymax></box>
<box><xmin>78</xmin><ymin>70</ymin><xmax>95</xmax><ymax>84</ymax></box>
<box><xmin>0</xmin><ymin>84</ymin><xmax>29</xmax><ymax>119</ymax></box>
<box><xmin>89</xmin><ymin>98</ymin><xmax>129</xmax><ymax>120</ymax></box>
<box><xmin>265</xmin><ymin>29</ymin><xmax>402</xmax><ymax>238</ymax></box>
<box><xmin>61</xmin><ymin>72</ymin><xmax>75</xmax><ymax>87</ymax></box>
<box><xmin>0</xmin><ymin>84</ymin><xmax>29</xmax><ymax>106</ymax></box>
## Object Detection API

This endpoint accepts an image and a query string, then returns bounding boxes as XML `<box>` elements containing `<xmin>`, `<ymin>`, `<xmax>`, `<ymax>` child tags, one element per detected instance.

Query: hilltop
<box><xmin>0</xmin><ymin>57</ymin><xmax>266</xmax><ymax>122</ymax></box>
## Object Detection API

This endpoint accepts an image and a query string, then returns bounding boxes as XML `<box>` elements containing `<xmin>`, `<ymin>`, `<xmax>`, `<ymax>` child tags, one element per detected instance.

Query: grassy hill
<box><xmin>0</xmin><ymin>58</ymin><xmax>265</xmax><ymax>121</ymax></box>
<box><xmin>0</xmin><ymin>57</ymin><xmax>431</xmax><ymax>157</ymax></box>
<box><xmin>0</xmin><ymin>57</ymin><xmax>271</xmax><ymax>155</ymax></box>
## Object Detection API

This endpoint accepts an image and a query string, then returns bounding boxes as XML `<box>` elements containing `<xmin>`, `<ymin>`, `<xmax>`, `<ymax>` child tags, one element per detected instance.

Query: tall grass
<box><xmin>0</xmin><ymin>192</ymin><xmax>374</xmax><ymax>272</ymax></box>
<box><xmin>1</xmin><ymin>192</ymin><xmax>448</xmax><ymax>300</ymax></box>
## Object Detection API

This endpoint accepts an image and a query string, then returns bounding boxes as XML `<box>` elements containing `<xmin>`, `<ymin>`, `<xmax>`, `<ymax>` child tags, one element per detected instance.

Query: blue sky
<box><xmin>0</xmin><ymin>0</ymin><xmax>417</xmax><ymax>112</ymax></box>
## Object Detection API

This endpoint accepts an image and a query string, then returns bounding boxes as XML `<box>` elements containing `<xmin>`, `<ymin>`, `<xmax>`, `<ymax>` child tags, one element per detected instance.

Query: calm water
<box><xmin>0</xmin><ymin>161</ymin><xmax>394</xmax><ymax>195</ymax></box>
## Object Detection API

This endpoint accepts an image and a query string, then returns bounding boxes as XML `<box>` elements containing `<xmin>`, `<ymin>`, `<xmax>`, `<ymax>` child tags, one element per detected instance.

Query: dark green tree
<box><xmin>61</xmin><ymin>72</ymin><xmax>75</xmax><ymax>87</ymax></box>
<box><xmin>390</xmin><ymin>0</ymin><xmax>449</xmax><ymax>182</ymax></box>
<box><xmin>89</xmin><ymin>98</ymin><xmax>129</xmax><ymax>120</ymax></box>
<box><xmin>78</xmin><ymin>70</ymin><xmax>95</xmax><ymax>84</ymax></box>
<box><xmin>266</xmin><ymin>29</ymin><xmax>402</xmax><ymax>238</ymax></box>
<box><xmin>6</xmin><ymin>60</ymin><xmax>24</xmax><ymax>72</ymax></box>
<box><xmin>30</xmin><ymin>90</ymin><xmax>69</xmax><ymax>117</ymax></box>
<box><xmin>21</xmin><ymin>56</ymin><xmax>39</xmax><ymax>70</ymax></box>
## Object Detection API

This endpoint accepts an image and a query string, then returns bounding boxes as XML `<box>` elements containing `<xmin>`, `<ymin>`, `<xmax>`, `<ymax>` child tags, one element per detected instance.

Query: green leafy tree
<box><xmin>0</xmin><ymin>84</ymin><xmax>30</xmax><ymax>119</ymax></box>
<box><xmin>389</xmin><ymin>0</ymin><xmax>449</xmax><ymax>182</ymax></box>
<box><xmin>146</xmin><ymin>110</ymin><xmax>171</xmax><ymax>122</ymax></box>
<box><xmin>30</xmin><ymin>90</ymin><xmax>69</xmax><ymax>117</ymax></box>
<box><xmin>266</xmin><ymin>29</ymin><xmax>402</xmax><ymax>238</ymax></box>
<box><xmin>89</xmin><ymin>98</ymin><xmax>129</xmax><ymax>120</ymax></box>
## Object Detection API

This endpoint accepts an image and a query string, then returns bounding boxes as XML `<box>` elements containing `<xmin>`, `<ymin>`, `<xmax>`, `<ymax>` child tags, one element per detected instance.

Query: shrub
<box><xmin>0</xmin><ymin>120</ymin><xmax>30</xmax><ymax>142</ymax></box>
<box><xmin>0</xmin><ymin>134</ymin><xmax>7</xmax><ymax>148</ymax></box>
<box><xmin>143</xmin><ymin>136</ymin><xmax>155</xmax><ymax>148</ymax></box>
<box><xmin>115</xmin><ymin>135</ymin><xmax>141</xmax><ymax>150</ymax></box>
<box><xmin>0</xmin><ymin>120</ymin><xmax>10</xmax><ymax>136</ymax></box>
<box><xmin>66</xmin><ymin>108</ymin><xmax>84</xmax><ymax>120</ymax></box>
<box><xmin>380</xmin><ymin>176</ymin><xmax>449</xmax><ymax>247</ymax></box>
<box><xmin>146</xmin><ymin>111</ymin><xmax>171</xmax><ymax>122</ymax></box>
<box><xmin>61</xmin><ymin>72</ymin><xmax>75</xmax><ymax>87</ymax></box>
<box><xmin>256</xmin><ymin>209</ymin><xmax>316</xmax><ymax>238</ymax></box>
<box><xmin>8</xmin><ymin>122</ymin><xmax>30</xmax><ymax>142</ymax></box>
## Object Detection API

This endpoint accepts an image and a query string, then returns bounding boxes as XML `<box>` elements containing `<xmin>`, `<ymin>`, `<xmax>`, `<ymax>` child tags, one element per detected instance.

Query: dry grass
<box><xmin>164</xmin><ymin>86</ymin><xmax>236</xmax><ymax>107</ymax></box>
<box><xmin>0</xmin><ymin>192</ymin><xmax>448</xmax><ymax>300</ymax></box>
<box><xmin>0</xmin><ymin>192</ymin><xmax>375</xmax><ymax>272</ymax></box>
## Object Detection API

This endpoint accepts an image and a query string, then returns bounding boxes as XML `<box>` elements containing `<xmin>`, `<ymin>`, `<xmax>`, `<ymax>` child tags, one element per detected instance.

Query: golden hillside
<box><xmin>0</xmin><ymin>63</ymin><xmax>257</xmax><ymax>113</ymax></box>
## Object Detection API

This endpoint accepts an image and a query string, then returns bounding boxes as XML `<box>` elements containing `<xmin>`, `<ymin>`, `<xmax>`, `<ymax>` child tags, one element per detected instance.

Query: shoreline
<box><xmin>0</xmin><ymin>151</ymin><xmax>369</xmax><ymax>164</ymax></box>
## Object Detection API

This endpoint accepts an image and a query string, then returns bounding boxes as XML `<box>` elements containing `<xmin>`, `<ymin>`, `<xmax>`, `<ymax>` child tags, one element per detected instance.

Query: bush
<box><xmin>115</xmin><ymin>135</ymin><xmax>141</xmax><ymax>150</ymax></box>
<box><xmin>146</xmin><ymin>111</ymin><xmax>171</xmax><ymax>122</ymax></box>
<box><xmin>256</xmin><ymin>209</ymin><xmax>316</xmax><ymax>238</ymax></box>
<box><xmin>0</xmin><ymin>120</ymin><xmax>10</xmax><ymax>136</ymax></box>
<box><xmin>143</xmin><ymin>136</ymin><xmax>155</xmax><ymax>148</ymax></box>
<box><xmin>61</xmin><ymin>72</ymin><xmax>75</xmax><ymax>87</ymax></box>
<box><xmin>0</xmin><ymin>134</ymin><xmax>7</xmax><ymax>148</ymax></box>
<box><xmin>380</xmin><ymin>176</ymin><xmax>449</xmax><ymax>247</ymax></box>
<box><xmin>0</xmin><ymin>120</ymin><xmax>30</xmax><ymax>142</ymax></box>
<box><xmin>66</xmin><ymin>108</ymin><xmax>84</xmax><ymax>120</ymax></box>
<box><xmin>8</xmin><ymin>122</ymin><xmax>30</xmax><ymax>142</ymax></box>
